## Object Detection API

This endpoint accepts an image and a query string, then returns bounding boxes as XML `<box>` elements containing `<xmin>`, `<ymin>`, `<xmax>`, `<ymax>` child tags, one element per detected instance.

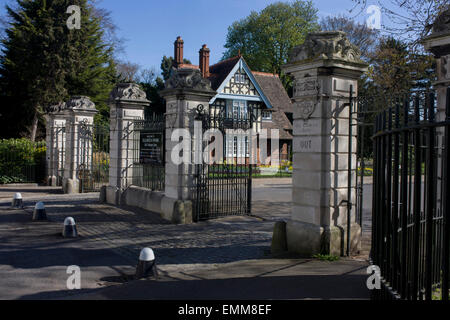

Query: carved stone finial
<box><xmin>432</xmin><ymin>7</ymin><xmax>450</xmax><ymax>34</ymax></box>
<box><xmin>109</xmin><ymin>83</ymin><xmax>149</xmax><ymax>102</ymax></box>
<box><xmin>47</xmin><ymin>102</ymin><xmax>66</xmax><ymax>113</ymax></box>
<box><xmin>65</xmin><ymin>96</ymin><xmax>96</xmax><ymax>110</ymax></box>
<box><xmin>288</xmin><ymin>31</ymin><xmax>363</xmax><ymax>64</ymax></box>
<box><xmin>165</xmin><ymin>67</ymin><xmax>214</xmax><ymax>92</ymax></box>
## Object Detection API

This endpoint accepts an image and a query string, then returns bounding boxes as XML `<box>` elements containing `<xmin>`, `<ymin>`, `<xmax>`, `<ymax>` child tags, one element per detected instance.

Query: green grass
<box><xmin>312</xmin><ymin>254</ymin><xmax>340</xmax><ymax>262</ymax></box>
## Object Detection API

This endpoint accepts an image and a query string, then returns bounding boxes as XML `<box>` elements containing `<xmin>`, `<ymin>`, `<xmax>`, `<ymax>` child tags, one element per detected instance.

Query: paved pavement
<box><xmin>0</xmin><ymin>179</ymin><xmax>371</xmax><ymax>300</ymax></box>
<box><xmin>68</xmin><ymin>258</ymin><xmax>370</xmax><ymax>300</ymax></box>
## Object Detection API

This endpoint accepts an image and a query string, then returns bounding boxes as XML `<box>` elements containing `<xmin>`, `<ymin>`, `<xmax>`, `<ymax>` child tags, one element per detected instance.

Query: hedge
<box><xmin>0</xmin><ymin>139</ymin><xmax>46</xmax><ymax>184</ymax></box>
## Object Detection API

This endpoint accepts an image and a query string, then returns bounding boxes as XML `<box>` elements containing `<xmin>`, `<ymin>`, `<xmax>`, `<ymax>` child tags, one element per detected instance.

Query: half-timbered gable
<box><xmin>171</xmin><ymin>37</ymin><xmax>293</xmax><ymax>163</ymax></box>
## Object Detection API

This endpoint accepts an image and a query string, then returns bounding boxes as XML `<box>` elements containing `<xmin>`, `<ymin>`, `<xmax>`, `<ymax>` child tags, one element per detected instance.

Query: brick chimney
<box><xmin>199</xmin><ymin>44</ymin><xmax>210</xmax><ymax>78</ymax></box>
<box><xmin>174</xmin><ymin>36</ymin><xmax>184</xmax><ymax>68</ymax></box>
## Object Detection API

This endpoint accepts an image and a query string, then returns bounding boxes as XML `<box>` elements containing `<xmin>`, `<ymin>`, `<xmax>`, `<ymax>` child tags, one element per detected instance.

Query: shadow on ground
<box><xmin>20</xmin><ymin>273</ymin><xmax>369</xmax><ymax>300</ymax></box>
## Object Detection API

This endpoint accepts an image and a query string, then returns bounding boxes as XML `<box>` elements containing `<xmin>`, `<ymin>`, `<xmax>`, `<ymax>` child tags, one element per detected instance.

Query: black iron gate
<box><xmin>371</xmin><ymin>88</ymin><xmax>450</xmax><ymax>300</ymax></box>
<box><xmin>193</xmin><ymin>104</ymin><xmax>253</xmax><ymax>221</ymax></box>
<box><xmin>78</xmin><ymin>121</ymin><xmax>110</xmax><ymax>193</ymax></box>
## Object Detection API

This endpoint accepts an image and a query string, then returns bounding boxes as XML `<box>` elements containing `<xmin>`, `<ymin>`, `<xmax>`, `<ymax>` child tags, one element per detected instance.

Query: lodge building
<box><xmin>171</xmin><ymin>36</ymin><xmax>293</xmax><ymax>163</ymax></box>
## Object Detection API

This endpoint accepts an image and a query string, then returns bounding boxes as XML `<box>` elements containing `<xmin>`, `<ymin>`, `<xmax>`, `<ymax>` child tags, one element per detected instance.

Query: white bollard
<box><xmin>135</xmin><ymin>248</ymin><xmax>158</xmax><ymax>280</ymax></box>
<box><xmin>63</xmin><ymin>217</ymin><xmax>78</xmax><ymax>238</ymax></box>
<box><xmin>32</xmin><ymin>202</ymin><xmax>47</xmax><ymax>221</ymax></box>
<box><xmin>11</xmin><ymin>193</ymin><xmax>23</xmax><ymax>208</ymax></box>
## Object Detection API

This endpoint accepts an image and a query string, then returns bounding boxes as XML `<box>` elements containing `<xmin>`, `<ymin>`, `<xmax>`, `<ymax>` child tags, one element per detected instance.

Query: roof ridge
<box><xmin>209</xmin><ymin>55</ymin><xmax>240</xmax><ymax>69</ymax></box>
<box><xmin>252</xmin><ymin>71</ymin><xmax>279</xmax><ymax>78</ymax></box>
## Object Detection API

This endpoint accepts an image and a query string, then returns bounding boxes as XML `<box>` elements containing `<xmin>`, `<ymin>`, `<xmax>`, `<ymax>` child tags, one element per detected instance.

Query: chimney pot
<box><xmin>199</xmin><ymin>44</ymin><xmax>210</xmax><ymax>78</ymax></box>
<box><xmin>174</xmin><ymin>36</ymin><xmax>184</xmax><ymax>68</ymax></box>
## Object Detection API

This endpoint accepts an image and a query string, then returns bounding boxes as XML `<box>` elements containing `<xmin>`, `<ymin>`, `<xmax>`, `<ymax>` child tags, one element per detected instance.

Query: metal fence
<box><xmin>0</xmin><ymin>139</ymin><xmax>46</xmax><ymax>184</ymax></box>
<box><xmin>371</xmin><ymin>88</ymin><xmax>450</xmax><ymax>300</ymax></box>
<box><xmin>78</xmin><ymin>122</ymin><xmax>110</xmax><ymax>193</ymax></box>
<box><xmin>193</xmin><ymin>104</ymin><xmax>253</xmax><ymax>221</ymax></box>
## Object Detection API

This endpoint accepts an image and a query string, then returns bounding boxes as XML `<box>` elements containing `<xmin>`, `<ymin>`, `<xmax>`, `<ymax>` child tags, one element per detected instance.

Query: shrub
<box><xmin>0</xmin><ymin>139</ymin><xmax>46</xmax><ymax>184</ymax></box>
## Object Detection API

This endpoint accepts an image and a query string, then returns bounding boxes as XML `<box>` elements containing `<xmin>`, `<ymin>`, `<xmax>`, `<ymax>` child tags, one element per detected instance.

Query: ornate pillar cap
<box><xmin>423</xmin><ymin>7</ymin><xmax>450</xmax><ymax>58</ymax></box>
<box><xmin>283</xmin><ymin>31</ymin><xmax>368</xmax><ymax>74</ymax></box>
<box><xmin>65</xmin><ymin>96</ymin><xmax>97</xmax><ymax>111</ymax></box>
<box><xmin>109</xmin><ymin>83</ymin><xmax>150</xmax><ymax>106</ymax></box>
<box><xmin>160</xmin><ymin>68</ymin><xmax>216</xmax><ymax>99</ymax></box>
<box><xmin>46</xmin><ymin>102</ymin><xmax>66</xmax><ymax>114</ymax></box>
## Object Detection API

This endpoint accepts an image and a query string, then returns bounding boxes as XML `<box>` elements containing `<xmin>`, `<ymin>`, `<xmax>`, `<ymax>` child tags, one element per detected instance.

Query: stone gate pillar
<box><xmin>423</xmin><ymin>9</ymin><xmax>450</xmax><ymax>213</ymax></box>
<box><xmin>45</xmin><ymin>103</ymin><xmax>66</xmax><ymax>186</ymax></box>
<box><xmin>105</xmin><ymin>83</ymin><xmax>149</xmax><ymax>204</ymax></box>
<box><xmin>62</xmin><ymin>96</ymin><xmax>98</xmax><ymax>194</ymax></box>
<box><xmin>160</xmin><ymin>68</ymin><xmax>216</xmax><ymax>223</ymax></box>
<box><xmin>282</xmin><ymin>31</ymin><xmax>368</xmax><ymax>256</ymax></box>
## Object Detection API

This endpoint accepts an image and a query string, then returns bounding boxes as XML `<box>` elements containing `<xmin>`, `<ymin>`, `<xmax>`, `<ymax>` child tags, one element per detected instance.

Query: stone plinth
<box><xmin>423</xmin><ymin>8</ymin><xmax>450</xmax><ymax>224</ymax></box>
<box><xmin>282</xmin><ymin>31</ymin><xmax>368</xmax><ymax>256</ymax></box>
<box><xmin>45</xmin><ymin>103</ymin><xmax>66</xmax><ymax>186</ymax></box>
<box><xmin>160</xmin><ymin>68</ymin><xmax>216</xmax><ymax>219</ymax></box>
<box><xmin>106</xmin><ymin>83</ymin><xmax>149</xmax><ymax>204</ymax></box>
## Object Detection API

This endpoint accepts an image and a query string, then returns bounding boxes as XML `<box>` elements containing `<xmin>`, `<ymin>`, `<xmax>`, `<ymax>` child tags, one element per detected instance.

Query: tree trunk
<box><xmin>30</xmin><ymin>111</ymin><xmax>39</xmax><ymax>142</ymax></box>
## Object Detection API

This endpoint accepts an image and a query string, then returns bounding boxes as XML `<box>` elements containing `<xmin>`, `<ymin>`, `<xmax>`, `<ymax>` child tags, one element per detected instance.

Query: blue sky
<box><xmin>0</xmin><ymin>0</ymin><xmax>373</xmax><ymax>71</ymax></box>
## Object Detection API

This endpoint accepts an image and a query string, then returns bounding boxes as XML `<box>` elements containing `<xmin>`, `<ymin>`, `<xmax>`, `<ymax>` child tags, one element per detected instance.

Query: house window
<box><xmin>228</xmin><ymin>100</ymin><xmax>248</xmax><ymax>119</ymax></box>
<box><xmin>262</xmin><ymin>110</ymin><xmax>272</xmax><ymax>121</ymax></box>
<box><xmin>226</xmin><ymin>134</ymin><xmax>250</xmax><ymax>158</ymax></box>
<box><xmin>235</xmin><ymin>74</ymin><xmax>245</xmax><ymax>84</ymax></box>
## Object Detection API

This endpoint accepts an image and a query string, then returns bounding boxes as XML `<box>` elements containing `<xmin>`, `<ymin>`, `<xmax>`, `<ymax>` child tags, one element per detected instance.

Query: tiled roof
<box><xmin>207</xmin><ymin>56</ymin><xmax>240</xmax><ymax>90</ymax></box>
<box><xmin>253</xmin><ymin>72</ymin><xmax>293</xmax><ymax>140</ymax></box>
<box><xmin>178</xmin><ymin>64</ymin><xmax>200</xmax><ymax>70</ymax></box>
<box><xmin>252</xmin><ymin>73</ymin><xmax>293</xmax><ymax>114</ymax></box>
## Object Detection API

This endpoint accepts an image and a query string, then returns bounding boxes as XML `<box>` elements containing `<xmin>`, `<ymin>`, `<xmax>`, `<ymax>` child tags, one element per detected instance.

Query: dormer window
<box><xmin>262</xmin><ymin>110</ymin><xmax>272</xmax><ymax>121</ymax></box>
<box><xmin>235</xmin><ymin>74</ymin><xmax>245</xmax><ymax>84</ymax></box>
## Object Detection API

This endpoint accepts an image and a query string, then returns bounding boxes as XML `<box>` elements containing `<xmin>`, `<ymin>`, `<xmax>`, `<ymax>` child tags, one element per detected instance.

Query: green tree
<box><xmin>320</xmin><ymin>14</ymin><xmax>379</xmax><ymax>61</ymax></box>
<box><xmin>222</xmin><ymin>0</ymin><xmax>319</xmax><ymax>88</ymax></box>
<box><xmin>362</xmin><ymin>37</ymin><xmax>435</xmax><ymax>96</ymax></box>
<box><xmin>160</xmin><ymin>55</ymin><xmax>191</xmax><ymax>81</ymax></box>
<box><xmin>350</xmin><ymin>0</ymin><xmax>448</xmax><ymax>46</ymax></box>
<box><xmin>0</xmin><ymin>0</ymin><xmax>117</xmax><ymax>139</ymax></box>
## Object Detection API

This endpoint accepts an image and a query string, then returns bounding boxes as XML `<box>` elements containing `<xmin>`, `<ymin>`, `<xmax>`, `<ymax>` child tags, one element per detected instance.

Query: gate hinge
<box><xmin>339</xmin><ymin>200</ymin><xmax>353</xmax><ymax>210</ymax></box>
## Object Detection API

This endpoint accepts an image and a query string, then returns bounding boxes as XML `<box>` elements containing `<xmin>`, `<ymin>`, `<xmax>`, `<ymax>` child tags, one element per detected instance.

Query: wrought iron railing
<box><xmin>371</xmin><ymin>88</ymin><xmax>450</xmax><ymax>300</ymax></box>
<box><xmin>77</xmin><ymin>121</ymin><xmax>110</xmax><ymax>193</ymax></box>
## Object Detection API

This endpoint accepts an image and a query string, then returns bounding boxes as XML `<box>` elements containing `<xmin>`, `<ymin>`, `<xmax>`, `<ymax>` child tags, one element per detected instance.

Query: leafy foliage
<box><xmin>0</xmin><ymin>138</ymin><xmax>46</xmax><ymax>184</ymax></box>
<box><xmin>0</xmin><ymin>0</ymin><xmax>117</xmax><ymax>137</ymax></box>
<box><xmin>222</xmin><ymin>0</ymin><xmax>319</xmax><ymax>89</ymax></box>
<box><xmin>160</xmin><ymin>55</ymin><xmax>192</xmax><ymax>81</ymax></box>
<box><xmin>313</xmin><ymin>254</ymin><xmax>340</xmax><ymax>261</ymax></box>
<box><xmin>350</xmin><ymin>0</ymin><xmax>448</xmax><ymax>46</ymax></box>
<box><xmin>361</xmin><ymin>37</ymin><xmax>435</xmax><ymax>97</ymax></box>
<box><xmin>320</xmin><ymin>14</ymin><xmax>379</xmax><ymax>61</ymax></box>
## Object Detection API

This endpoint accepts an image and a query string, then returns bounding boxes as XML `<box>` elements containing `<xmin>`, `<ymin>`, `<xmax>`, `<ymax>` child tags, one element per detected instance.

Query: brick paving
<box><xmin>15</xmin><ymin>197</ymin><xmax>275</xmax><ymax>270</ymax></box>
<box><xmin>0</xmin><ymin>178</ymin><xmax>371</xmax><ymax>272</ymax></box>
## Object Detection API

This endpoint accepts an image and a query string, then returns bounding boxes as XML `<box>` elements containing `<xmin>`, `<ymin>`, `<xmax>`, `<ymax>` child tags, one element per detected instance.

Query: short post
<box><xmin>11</xmin><ymin>193</ymin><xmax>23</xmax><ymax>208</ymax></box>
<box><xmin>160</xmin><ymin>68</ymin><xmax>216</xmax><ymax>223</ymax></box>
<box><xmin>282</xmin><ymin>31</ymin><xmax>368</xmax><ymax>256</ymax></box>
<box><xmin>32</xmin><ymin>202</ymin><xmax>47</xmax><ymax>221</ymax></box>
<box><xmin>61</xmin><ymin>96</ymin><xmax>98</xmax><ymax>194</ymax></box>
<box><xmin>104</xmin><ymin>83</ymin><xmax>149</xmax><ymax>205</ymax></box>
<box><xmin>135</xmin><ymin>248</ymin><xmax>158</xmax><ymax>279</ymax></box>
<box><xmin>63</xmin><ymin>217</ymin><xmax>78</xmax><ymax>238</ymax></box>
<box><xmin>44</xmin><ymin>103</ymin><xmax>66</xmax><ymax>186</ymax></box>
